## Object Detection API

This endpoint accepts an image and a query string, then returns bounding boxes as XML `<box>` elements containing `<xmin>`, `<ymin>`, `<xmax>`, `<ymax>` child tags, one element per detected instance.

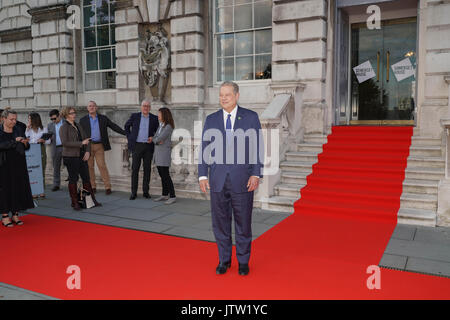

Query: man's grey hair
<box><xmin>88</xmin><ymin>100</ymin><xmax>97</xmax><ymax>106</ymax></box>
<box><xmin>141</xmin><ymin>99</ymin><xmax>152</xmax><ymax>106</ymax></box>
<box><xmin>220</xmin><ymin>81</ymin><xmax>239</xmax><ymax>94</ymax></box>
<box><xmin>2</xmin><ymin>108</ymin><xmax>17</xmax><ymax>118</ymax></box>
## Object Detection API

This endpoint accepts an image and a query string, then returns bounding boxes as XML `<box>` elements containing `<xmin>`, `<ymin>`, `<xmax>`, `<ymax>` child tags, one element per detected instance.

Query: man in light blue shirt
<box><xmin>47</xmin><ymin>109</ymin><xmax>64</xmax><ymax>191</ymax></box>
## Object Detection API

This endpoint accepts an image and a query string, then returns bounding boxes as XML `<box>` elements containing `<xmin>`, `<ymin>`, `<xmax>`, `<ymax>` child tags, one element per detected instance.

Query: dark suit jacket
<box><xmin>79</xmin><ymin>114</ymin><xmax>126</xmax><ymax>151</ymax></box>
<box><xmin>124</xmin><ymin>112</ymin><xmax>159</xmax><ymax>152</ymax></box>
<box><xmin>198</xmin><ymin>106</ymin><xmax>264</xmax><ymax>193</ymax></box>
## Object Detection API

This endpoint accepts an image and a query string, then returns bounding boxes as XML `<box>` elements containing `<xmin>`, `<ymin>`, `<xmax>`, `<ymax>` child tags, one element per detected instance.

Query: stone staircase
<box><xmin>264</xmin><ymin>133</ymin><xmax>327</xmax><ymax>212</ymax></box>
<box><xmin>398</xmin><ymin>136</ymin><xmax>445</xmax><ymax>226</ymax></box>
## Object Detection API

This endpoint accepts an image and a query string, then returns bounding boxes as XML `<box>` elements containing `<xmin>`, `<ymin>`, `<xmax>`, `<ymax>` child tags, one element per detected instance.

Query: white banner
<box><xmin>353</xmin><ymin>60</ymin><xmax>376</xmax><ymax>83</ymax></box>
<box><xmin>391</xmin><ymin>58</ymin><xmax>415</xmax><ymax>82</ymax></box>
<box><xmin>25</xmin><ymin>144</ymin><xmax>44</xmax><ymax>196</ymax></box>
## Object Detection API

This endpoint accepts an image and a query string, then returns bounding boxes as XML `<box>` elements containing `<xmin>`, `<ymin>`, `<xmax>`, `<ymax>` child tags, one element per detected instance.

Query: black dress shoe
<box><xmin>51</xmin><ymin>186</ymin><xmax>60</xmax><ymax>192</ymax></box>
<box><xmin>129</xmin><ymin>194</ymin><xmax>137</xmax><ymax>200</ymax></box>
<box><xmin>238</xmin><ymin>264</ymin><xmax>249</xmax><ymax>276</ymax></box>
<box><xmin>143</xmin><ymin>193</ymin><xmax>151</xmax><ymax>199</ymax></box>
<box><xmin>216</xmin><ymin>261</ymin><xmax>231</xmax><ymax>275</ymax></box>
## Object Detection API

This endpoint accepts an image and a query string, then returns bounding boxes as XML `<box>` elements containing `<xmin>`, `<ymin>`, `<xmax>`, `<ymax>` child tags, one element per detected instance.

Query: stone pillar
<box><xmin>29</xmin><ymin>4</ymin><xmax>75</xmax><ymax>110</ymax></box>
<box><xmin>170</xmin><ymin>0</ymin><xmax>205</xmax><ymax>106</ymax></box>
<box><xmin>272</xmin><ymin>0</ymin><xmax>327</xmax><ymax>134</ymax></box>
<box><xmin>0</xmin><ymin>0</ymin><xmax>33</xmax><ymax>112</ymax></box>
<box><xmin>115</xmin><ymin>1</ymin><xmax>142</xmax><ymax>108</ymax></box>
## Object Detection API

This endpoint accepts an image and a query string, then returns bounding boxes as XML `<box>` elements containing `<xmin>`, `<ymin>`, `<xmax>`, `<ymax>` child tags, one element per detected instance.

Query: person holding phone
<box><xmin>59</xmin><ymin>107</ymin><xmax>101</xmax><ymax>210</ymax></box>
<box><xmin>25</xmin><ymin>112</ymin><xmax>51</xmax><ymax>198</ymax></box>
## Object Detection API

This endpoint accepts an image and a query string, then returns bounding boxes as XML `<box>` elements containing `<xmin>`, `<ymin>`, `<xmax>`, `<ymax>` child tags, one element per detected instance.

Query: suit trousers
<box><xmin>52</xmin><ymin>146</ymin><xmax>63</xmax><ymax>188</ymax></box>
<box><xmin>210</xmin><ymin>173</ymin><xmax>254</xmax><ymax>265</ymax></box>
<box><xmin>131</xmin><ymin>143</ymin><xmax>153</xmax><ymax>196</ymax></box>
<box><xmin>157</xmin><ymin>166</ymin><xmax>175</xmax><ymax>198</ymax></box>
<box><xmin>63</xmin><ymin>156</ymin><xmax>90</xmax><ymax>185</ymax></box>
<box><xmin>88</xmin><ymin>143</ymin><xmax>111</xmax><ymax>189</ymax></box>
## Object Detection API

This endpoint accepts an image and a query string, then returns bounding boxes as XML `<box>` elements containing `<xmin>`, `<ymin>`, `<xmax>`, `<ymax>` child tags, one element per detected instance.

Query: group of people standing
<box><xmin>0</xmin><ymin>100</ymin><xmax>177</xmax><ymax>226</ymax></box>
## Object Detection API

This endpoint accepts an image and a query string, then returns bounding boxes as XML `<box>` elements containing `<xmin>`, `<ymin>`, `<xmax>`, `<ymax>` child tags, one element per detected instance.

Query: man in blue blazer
<box><xmin>199</xmin><ymin>81</ymin><xmax>264</xmax><ymax>276</ymax></box>
<box><xmin>125</xmin><ymin>100</ymin><xmax>159</xmax><ymax>200</ymax></box>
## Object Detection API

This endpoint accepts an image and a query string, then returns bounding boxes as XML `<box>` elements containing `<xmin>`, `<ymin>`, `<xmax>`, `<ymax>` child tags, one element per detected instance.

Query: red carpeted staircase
<box><xmin>294</xmin><ymin>126</ymin><xmax>413</xmax><ymax>223</ymax></box>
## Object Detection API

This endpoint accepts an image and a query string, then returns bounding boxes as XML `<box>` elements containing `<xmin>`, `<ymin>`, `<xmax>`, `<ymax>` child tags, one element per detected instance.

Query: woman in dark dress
<box><xmin>0</xmin><ymin>109</ymin><xmax>34</xmax><ymax>227</ymax></box>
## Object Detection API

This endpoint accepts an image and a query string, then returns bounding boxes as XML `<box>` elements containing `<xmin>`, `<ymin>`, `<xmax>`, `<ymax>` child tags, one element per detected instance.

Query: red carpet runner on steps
<box><xmin>1</xmin><ymin>126</ymin><xmax>450</xmax><ymax>299</ymax></box>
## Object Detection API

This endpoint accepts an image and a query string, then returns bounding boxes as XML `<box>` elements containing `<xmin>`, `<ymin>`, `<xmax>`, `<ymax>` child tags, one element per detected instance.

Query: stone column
<box><xmin>115</xmin><ymin>1</ymin><xmax>142</xmax><ymax>108</ymax></box>
<box><xmin>438</xmin><ymin>76</ymin><xmax>450</xmax><ymax>227</ymax></box>
<box><xmin>170</xmin><ymin>0</ymin><xmax>205</xmax><ymax>106</ymax></box>
<box><xmin>29</xmin><ymin>4</ymin><xmax>75</xmax><ymax>109</ymax></box>
<box><xmin>272</xmin><ymin>0</ymin><xmax>327</xmax><ymax>135</ymax></box>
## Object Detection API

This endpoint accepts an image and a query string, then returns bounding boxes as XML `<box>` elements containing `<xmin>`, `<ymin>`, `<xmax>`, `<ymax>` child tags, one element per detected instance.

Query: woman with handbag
<box><xmin>25</xmin><ymin>112</ymin><xmax>50</xmax><ymax>199</ymax></box>
<box><xmin>0</xmin><ymin>109</ymin><xmax>34</xmax><ymax>227</ymax></box>
<box><xmin>153</xmin><ymin>107</ymin><xmax>176</xmax><ymax>204</ymax></box>
<box><xmin>59</xmin><ymin>107</ymin><xmax>101</xmax><ymax>210</ymax></box>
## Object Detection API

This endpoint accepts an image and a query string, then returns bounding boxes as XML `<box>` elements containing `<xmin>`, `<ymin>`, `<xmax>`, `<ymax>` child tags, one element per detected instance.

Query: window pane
<box><xmin>216</xmin><ymin>0</ymin><xmax>233</xmax><ymax>6</ymax></box>
<box><xmin>97</xmin><ymin>25</ymin><xmax>110</xmax><ymax>46</ymax></box>
<box><xmin>216</xmin><ymin>7</ymin><xmax>233</xmax><ymax>32</ymax></box>
<box><xmin>217</xmin><ymin>58</ymin><xmax>222</xmax><ymax>82</ymax></box>
<box><xmin>235</xmin><ymin>0</ymin><xmax>252</xmax><ymax>4</ymax></box>
<box><xmin>224</xmin><ymin>57</ymin><xmax>234</xmax><ymax>81</ymax></box>
<box><xmin>255</xmin><ymin>54</ymin><xmax>271</xmax><ymax>79</ymax></box>
<box><xmin>110</xmin><ymin>1</ymin><xmax>116</xmax><ymax>23</ymax></box>
<box><xmin>236</xmin><ymin>56</ymin><xmax>254</xmax><ymax>80</ymax></box>
<box><xmin>86</xmin><ymin>71</ymin><xmax>116</xmax><ymax>91</ymax></box>
<box><xmin>112</xmin><ymin>48</ymin><xmax>116</xmax><ymax>68</ymax></box>
<box><xmin>254</xmin><ymin>1</ymin><xmax>272</xmax><ymax>28</ymax></box>
<box><xmin>234</xmin><ymin>4</ymin><xmax>252</xmax><ymax>31</ymax></box>
<box><xmin>110</xmin><ymin>25</ymin><xmax>116</xmax><ymax>44</ymax></box>
<box><xmin>104</xmin><ymin>71</ymin><xmax>116</xmax><ymax>89</ymax></box>
<box><xmin>86</xmin><ymin>51</ymin><xmax>98</xmax><ymax>71</ymax></box>
<box><xmin>235</xmin><ymin>32</ymin><xmax>253</xmax><ymax>55</ymax></box>
<box><xmin>217</xmin><ymin>34</ymin><xmax>234</xmax><ymax>57</ymax></box>
<box><xmin>96</xmin><ymin>0</ymin><xmax>110</xmax><ymax>25</ymax></box>
<box><xmin>255</xmin><ymin>29</ymin><xmax>271</xmax><ymax>54</ymax></box>
<box><xmin>84</xmin><ymin>27</ymin><xmax>96</xmax><ymax>48</ymax></box>
<box><xmin>84</xmin><ymin>0</ymin><xmax>95</xmax><ymax>6</ymax></box>
<box><xmin>99</xmin><ymin>49</ymin><xmax>112</xmax><ymax>70</ymax></box>
<box><xmin>83</xmin><ymin>6</ymin><xmax>95</xmax><ymax>28</ymax></box>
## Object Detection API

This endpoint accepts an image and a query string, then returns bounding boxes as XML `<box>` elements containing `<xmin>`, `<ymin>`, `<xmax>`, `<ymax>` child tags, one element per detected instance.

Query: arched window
<box><xmin>213</xmin><ymin>0</ymin><xmax>272</xmax><ymax>82</ymax></box>
<box><xmin>82</xmin><ymin>0</ymin><xmax>116</xmax><ymax>90</ymax></box>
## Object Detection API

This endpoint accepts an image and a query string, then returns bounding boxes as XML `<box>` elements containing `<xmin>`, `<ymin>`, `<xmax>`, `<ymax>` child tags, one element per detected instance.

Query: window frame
<box><xmin>81</xmin><ymin>0</ymin><xmax>117</xmax><ymax>91</ymax></box>
<box><xmin>212</xmin><ymin>0</ymin><xmax>272</xmax><ymax>84</ymax></box>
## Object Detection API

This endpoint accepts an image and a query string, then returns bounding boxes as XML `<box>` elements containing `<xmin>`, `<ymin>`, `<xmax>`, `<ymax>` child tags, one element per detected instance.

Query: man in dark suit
<box><xmin>125</xmin><ymin>99</ymin><xmax>159</xmax><ymax>200</ymax></box>
<box><xmin>80</xmin><ymin>101</ymin><xmax>126</xmax><ymax>195</ymax></box>
<box><xmin>198</xmin><ymin>81</ymin><xmax>264</xmax><ymax>276</ymax></box>
<box><xmin>47</xmin><ymin>109</ymin><xmax>64</xmax><ymax>192</ymax></box>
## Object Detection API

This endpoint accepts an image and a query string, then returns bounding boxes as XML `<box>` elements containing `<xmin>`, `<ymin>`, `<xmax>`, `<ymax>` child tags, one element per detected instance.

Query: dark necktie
<box><xmin>226</xmin><ymin>114</ymin><xmax>232</xmax><ymax>143</ymax></box>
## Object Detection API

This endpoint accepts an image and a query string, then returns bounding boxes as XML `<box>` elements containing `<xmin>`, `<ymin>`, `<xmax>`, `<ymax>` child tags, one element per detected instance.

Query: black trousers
<box><xmin>131</xmin><ymin>143</ymin><xmax>153</xmax><ymax>195</ymax></box>
<box><xmin>157</xmin><ymin>166</ymin><xmax>175</xmax><ymax>198</ymax></box>
<box><xmin>63</xmin><ymin>156</ymin><xmax>90</xmax><ymax>184</ymax></box>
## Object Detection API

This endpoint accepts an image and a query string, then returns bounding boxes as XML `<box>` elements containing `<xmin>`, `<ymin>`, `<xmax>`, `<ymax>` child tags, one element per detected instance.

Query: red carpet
<box><xmin>1</xmin><ymin>126</ymin><xmax>450</xmax><ymax>299</ymax></box>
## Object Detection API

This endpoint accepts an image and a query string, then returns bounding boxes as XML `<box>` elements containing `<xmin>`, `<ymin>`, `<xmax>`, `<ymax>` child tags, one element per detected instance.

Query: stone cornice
<box><xmin>116</xmin><ymin>0</ymin><xmax>135</xmax><ymax>10</ymax></box>
<box><xmin>28</xmin><ymin>4</ymin><xmax>69</xmax><ymax>24</ymax></box>
<box><xmin>0</xmin><ymin>27</ymin><xmax>32</xmax><ymax>43</ymax></box>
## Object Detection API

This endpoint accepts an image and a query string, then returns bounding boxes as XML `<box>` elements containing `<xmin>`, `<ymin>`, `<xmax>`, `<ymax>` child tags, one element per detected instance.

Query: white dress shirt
<box><xmin>25</xmin><ymin>127</ymin><xmax>51</xmax><ymax>144</ymax></box>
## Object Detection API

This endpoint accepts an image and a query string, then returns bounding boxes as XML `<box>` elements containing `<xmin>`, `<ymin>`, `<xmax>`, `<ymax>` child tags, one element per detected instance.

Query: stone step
<box><xmin>402</xmin><ymin>179</ymin><xmax>439</xmax><ymax>194</ymax></box>
<box><xmin>274</xmin><ymin>183</ymin><xmax>305</xmax><ymax>198</ymax></box>
<box><xmin>296</xmin><ymin>143</ymin><xmax>323</xmax><ymax>153</ymax></box>
<box><xmin>280</xmin><ymin>171</ymin><xmax>310</xmax><ymax>184</ymax></box>
<box><xmin>407</xmin><ymin>156</ymin><xmax>445</xmax><ymax>168</ymax></box>
<box><xmin>411</xmin><ymin>136</ymin><xmax>442</xmax><ymax>146</ymax></box>
<box><xmin>263</xmin><ymin>195</ymin><xmax>297</xmax><ymax>213</ymax></box>
<box><xmin>405</xmin><ymin>166</ymin><xmax>445</xmax><ymax>181</ymax></box>
<box><xmin>400</xmin><ymin>192</ymin><xmax>438</xmax><ymax>211</ymax></box>
<box><xmin>397</xmin><ymin>207</ymin><xmax>436</xmax><ymax>227</ymax></box>
<box><xmin>285</xmin><ymin>151</ymin><xmax>319</xmax><ymax>162</ymax></box>
<box><xmin>279</xmin><ymin>161</ymin><xmax>316</xmax><ymax>172</ymax></box>
<box><xmin>409</xmin><ymin>145</ymin><xmax>442</xmax><ymax>157</ymax></box>
<box><xmin>304</xmin><ymin>134</ymin><xmax>328</xmax><ymax>144</ymax></box>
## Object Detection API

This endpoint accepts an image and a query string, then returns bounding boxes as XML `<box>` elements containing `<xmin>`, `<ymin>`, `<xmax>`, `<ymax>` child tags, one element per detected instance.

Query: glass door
<box><xmin>350</xmin><ymin>17</ymin><xmax>417</xmax><ymax>125</ymax></box>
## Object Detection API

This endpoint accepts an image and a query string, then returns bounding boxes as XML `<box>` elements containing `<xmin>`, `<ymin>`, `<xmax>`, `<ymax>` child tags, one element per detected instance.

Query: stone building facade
<box><xmin>1</xmin><ymin>0</ymin><xmax>450</xmax><ymax>227</ymax></box>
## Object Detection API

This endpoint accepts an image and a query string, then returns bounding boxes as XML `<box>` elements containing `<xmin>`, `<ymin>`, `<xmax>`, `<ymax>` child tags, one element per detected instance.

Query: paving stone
<box><xmin>391</xmin><ymin>225</ymin><xmax>416</xmax><ymax>241</ymax></box>
<box><xmin>406</xmin><ymin>257</ymin><xmax>450</xmax><ymax>278</ymax></box>
<box><xmin>162</xmin><ymin>226</ymin><xmax>216</xmax><ymax>242</ymax></box>
<box><xmin>110</xmin><ymin>219</ymin><xmax>173</xmax><ymax>234</ymax></box>
<box><xmin>260</xmin><ymin>213</ymin><xmax>291</xmax><ymax>225</ymax></box>
<box><xmin>67</xmin><ymin>213</ymin><xmax>122</xmax><ymax>225</ymax></box>
<box><xmin>413</xmin><ymin>226</ymin><xmax>450</xmax><ymax>246</ymax></box>
<box><xmin>94</xmin><ymin>207</ymin><xmax>171</xmax><ymax>222</ymax></box>
<box><xmin>26</xmin><ymin>206</ymin><xmax>74</xmax><ymax>217</ymax></box>
<box><xmin>156</xmin><ymin>203</ymin><xmax>211</xmax><ymax>216</ymax></box>
<box><xmin>153</xmin><ymin>213</ymin><xmax>212</xmax><ymax>229</ymax></box>
<box><xmin>379</xmin><ymin>254</ymin><xmax>407</xmax><ymax>270</ymax></box>
<box><xmin>0</xmin><ymin>283</ymin><xmax>57</xmax><ymax>300</ymax></box>
<box><xmin>108</xmin><ymin>197</ymin><xmax>165</xmax><ymax>209</ymax></box>
<box><xmin>384</xmin><ymin>239</ymin><xmax>450</xmax><ymax>263</ymax></box>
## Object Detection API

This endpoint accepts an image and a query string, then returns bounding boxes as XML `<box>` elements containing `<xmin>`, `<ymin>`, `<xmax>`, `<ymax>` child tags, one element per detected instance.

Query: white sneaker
<box><xmin>154</xmin><ymin>195</ymin><xmax>169</xmax><ymax>202</ymax></box>
<box><xmin>165</xmin><ymin>197</ymin><xmax>176</xmax><ymax>205</ymax></box>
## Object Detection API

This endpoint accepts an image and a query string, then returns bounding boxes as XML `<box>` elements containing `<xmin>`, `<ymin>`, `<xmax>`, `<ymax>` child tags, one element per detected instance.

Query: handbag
<box><xmin>78</xmin><ymin>185</ymin><xmax>95</xmax><ymax>209</ymax></box>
